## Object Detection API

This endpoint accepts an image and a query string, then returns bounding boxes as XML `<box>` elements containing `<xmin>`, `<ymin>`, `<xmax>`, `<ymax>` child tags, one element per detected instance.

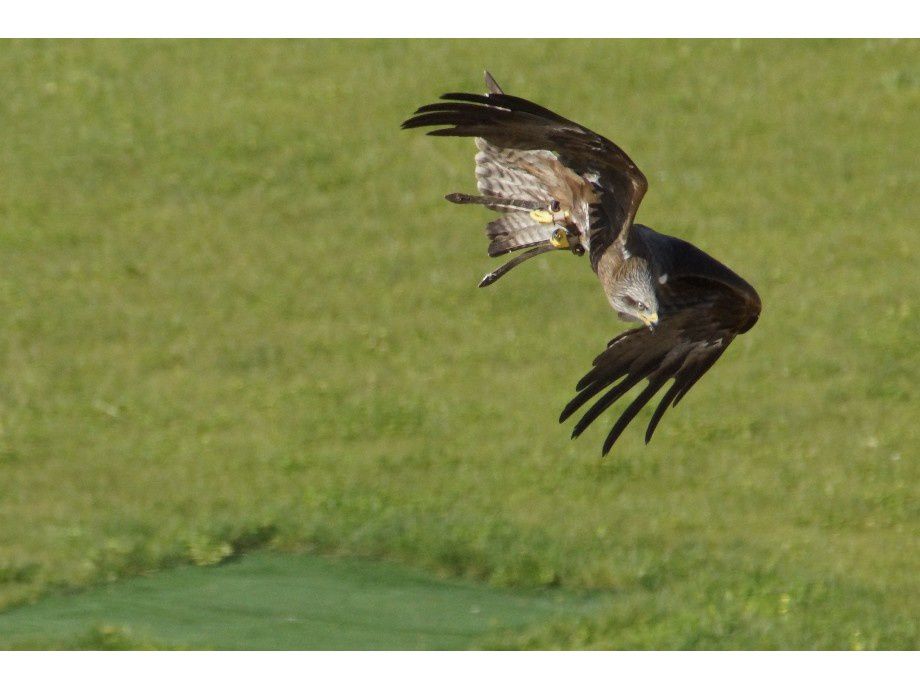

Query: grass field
<box><xmin>0</xmin><ymin>553</ymin><xmax>606</xmax><ymax>649</ymax></box>
<box><xmin>0</xmin><ymin>39</ymin><xmax>917</xmax><ymax>649</ymax></box>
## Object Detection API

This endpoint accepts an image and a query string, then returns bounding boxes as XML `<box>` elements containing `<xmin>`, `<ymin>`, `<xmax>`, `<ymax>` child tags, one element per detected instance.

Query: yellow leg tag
<box><xmin>529</xmin><ymin>209</ymin><xmax>555</xmax><ymax>224</ymax></box>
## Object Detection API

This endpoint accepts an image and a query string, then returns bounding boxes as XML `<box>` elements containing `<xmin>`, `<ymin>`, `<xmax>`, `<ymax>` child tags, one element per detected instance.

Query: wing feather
<box><xmin>561</xmin><ymin>233</ymin><xmax>761</xmax><ymax>454</ymax></box>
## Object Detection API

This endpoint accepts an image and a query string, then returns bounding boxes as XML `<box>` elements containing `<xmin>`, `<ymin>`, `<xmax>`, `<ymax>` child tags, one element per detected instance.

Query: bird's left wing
<box><xmin>560</xmin><ymin>236</ymin><xmax>761</xmax><ymax>455</ymax></box>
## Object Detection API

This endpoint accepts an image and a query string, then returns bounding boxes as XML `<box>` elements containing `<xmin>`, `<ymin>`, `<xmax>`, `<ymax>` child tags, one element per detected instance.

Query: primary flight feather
<box><xmin>402</xmin><ymin>72</ymin><xmax>762</xmax><ymax>455</ymax></box>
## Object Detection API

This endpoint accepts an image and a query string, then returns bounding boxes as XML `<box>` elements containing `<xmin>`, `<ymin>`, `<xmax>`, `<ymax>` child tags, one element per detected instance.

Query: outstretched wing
<box><xmin>401</xmin><ymin>74</ymin><xmax>648</xmax><ymax>268</ymax></box>
<box><xmin>560</xmin><ymin>234</ymin><xmax>761</xmax><ymax>455</ymax></box>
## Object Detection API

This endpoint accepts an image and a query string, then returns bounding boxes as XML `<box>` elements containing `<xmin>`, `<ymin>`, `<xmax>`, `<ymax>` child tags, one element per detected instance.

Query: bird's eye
<box><xmin>636</xmin><ymin>302</ymin><xmax>647</xmax><ymax>312</ymax></box>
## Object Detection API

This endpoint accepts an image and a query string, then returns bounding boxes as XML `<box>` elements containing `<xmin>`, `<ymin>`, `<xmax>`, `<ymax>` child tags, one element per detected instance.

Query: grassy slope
<box><xmin>0</xmin><ymin>39</ymin><xmax>917</xmax><ymax>649</ymax></box>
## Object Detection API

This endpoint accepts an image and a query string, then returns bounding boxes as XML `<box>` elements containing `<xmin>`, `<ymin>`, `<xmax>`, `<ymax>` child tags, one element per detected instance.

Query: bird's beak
<box><xmin>639</xmin><ymin>312</ymin><xmax>659</xmax><ymax>330</ymax></box>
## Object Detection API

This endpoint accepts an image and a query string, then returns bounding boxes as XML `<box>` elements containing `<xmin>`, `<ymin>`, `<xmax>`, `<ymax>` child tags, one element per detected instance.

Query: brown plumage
<box><xmin>402</xmin><ymin>72</ymin><xmax>761</xmax><ymax>455</ymax></box>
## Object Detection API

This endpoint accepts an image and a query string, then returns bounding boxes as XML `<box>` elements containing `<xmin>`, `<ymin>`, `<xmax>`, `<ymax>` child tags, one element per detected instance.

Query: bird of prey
<box><xmin>402</xmin><ymin>72</ymin><xmax>761</xmax><ymax>455</ymax></box>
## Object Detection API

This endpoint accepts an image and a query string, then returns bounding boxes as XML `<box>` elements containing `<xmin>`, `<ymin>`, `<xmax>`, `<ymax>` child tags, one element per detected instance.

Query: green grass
<box><xmin>0</xmin><ymin>552</ymin><xmax>605</xmax><ymax>649</ymax></box>
<box><xmin>0</xmin><ymin>39</ymin><xmax>917</xmax><ymax>649</ymax></box>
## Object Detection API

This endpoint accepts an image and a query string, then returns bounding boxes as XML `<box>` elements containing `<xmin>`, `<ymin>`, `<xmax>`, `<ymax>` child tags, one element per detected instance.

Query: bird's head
<box><xmin>612</xmin><ymin>277</ymin><xmax>659</xmax><ymax>330</ymax></box>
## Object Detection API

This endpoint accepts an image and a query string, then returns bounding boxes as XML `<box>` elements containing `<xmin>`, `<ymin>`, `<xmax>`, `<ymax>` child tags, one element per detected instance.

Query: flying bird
<box><xmin>402</xmin><ymin>72</ymin><xmax>761</xmax><ymax>455</ymax></box>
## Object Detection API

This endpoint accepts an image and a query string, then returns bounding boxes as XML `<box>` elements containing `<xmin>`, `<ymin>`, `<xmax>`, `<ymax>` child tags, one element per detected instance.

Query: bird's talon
<box><xmin>550</xmin><ymin>228</ymin><xmax>570</xmax><ymax>249</ymax></box>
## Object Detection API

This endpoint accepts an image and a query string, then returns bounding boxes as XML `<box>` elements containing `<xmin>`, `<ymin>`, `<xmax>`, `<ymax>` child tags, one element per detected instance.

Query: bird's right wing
<box><xmin>402</xmin><ymin>74</ymin><xmax>648</xmax><ymax>270</ymax></box>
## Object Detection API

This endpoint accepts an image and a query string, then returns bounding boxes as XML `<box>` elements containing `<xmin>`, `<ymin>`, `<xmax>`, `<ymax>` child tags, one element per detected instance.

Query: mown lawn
<box><xmin>0</xmin><ymin>552</ymin><xmax>607</xmax><ymax>650</ymax></box>
<box><xmin>0</xmin><ymin>39</ymin><xmax>917</xmax><ymax>649</ymax></box>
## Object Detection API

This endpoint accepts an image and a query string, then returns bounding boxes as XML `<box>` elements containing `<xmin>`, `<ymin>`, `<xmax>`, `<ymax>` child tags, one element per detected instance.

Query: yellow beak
<box><xmin>639</xmin><ymin>312</ymin><xmax>659</xmax><ymax>329</ymax></box>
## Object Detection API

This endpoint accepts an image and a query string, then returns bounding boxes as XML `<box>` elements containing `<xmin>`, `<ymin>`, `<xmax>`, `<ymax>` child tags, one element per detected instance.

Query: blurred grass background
<box><xmin>0</xmin><ymin>39</ymin><xmax>917</xmax><ymax>649</ymax></box>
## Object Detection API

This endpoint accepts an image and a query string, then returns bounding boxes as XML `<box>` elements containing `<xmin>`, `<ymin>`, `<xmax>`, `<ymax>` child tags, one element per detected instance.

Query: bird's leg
<box><xmin>529</xmin><ymin>200</ymin><xmax>584</xmax><ymax>255</ymax></box>
<box><xmin>550</xmin><ymin>227</ymin><xmax>572</xmax><ymax>249</ymax></box>
<box><xmin>529</xmin><ymin>199</ymin><xmax>571</xmax><ymax>226</ymax></box>
<box><xmin>550</xmin><ymin>225</ymin><xmax>585</xmax><ymax>254</ymax></box>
